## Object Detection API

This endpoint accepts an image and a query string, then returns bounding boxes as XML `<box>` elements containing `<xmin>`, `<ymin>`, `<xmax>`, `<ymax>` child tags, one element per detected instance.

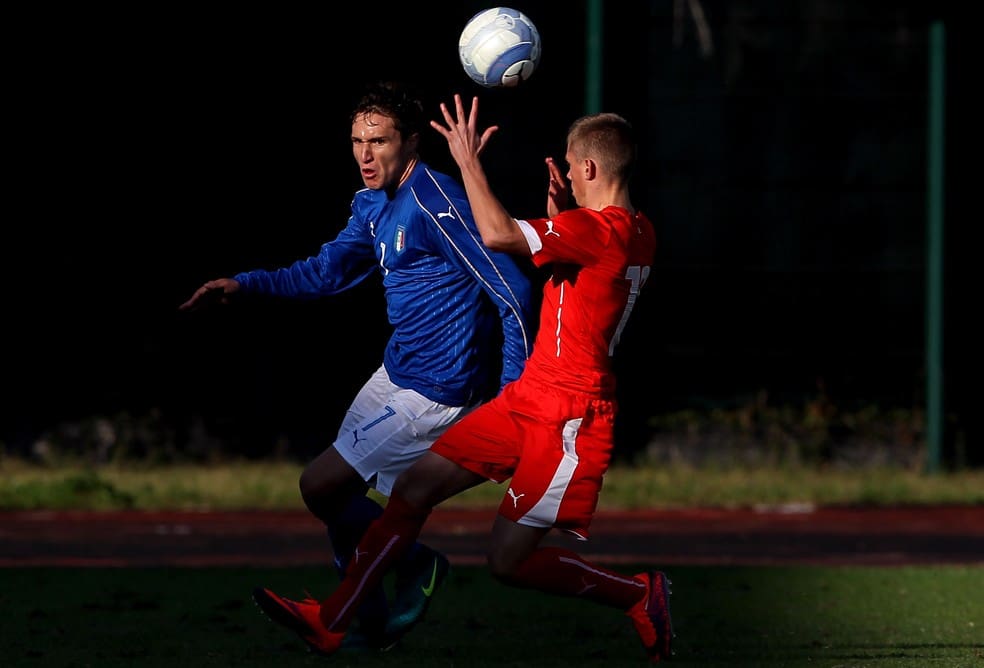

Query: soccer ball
<box><xmin>458</xmin><ymin>7</ymin><xmax>541</xmax><ymax>88</ymax></box>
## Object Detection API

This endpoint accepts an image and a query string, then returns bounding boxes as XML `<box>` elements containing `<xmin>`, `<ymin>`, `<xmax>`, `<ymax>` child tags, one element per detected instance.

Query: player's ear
<box><xmin>583</xmin><ymin>158</ymin><xmax>597</xmax><ymax>181</ymax></box>
<box><xmin>405</xmin><ymin>131</ymin><xmax>420</xmax><ymax>152</ymax></box>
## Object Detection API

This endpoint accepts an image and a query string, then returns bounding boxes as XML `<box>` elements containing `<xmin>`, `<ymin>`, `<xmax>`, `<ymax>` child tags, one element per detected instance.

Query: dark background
<box><xmin>4</xmin><ymin>1</ymin><xmax>974</xmax><ymax>464</ymax></box>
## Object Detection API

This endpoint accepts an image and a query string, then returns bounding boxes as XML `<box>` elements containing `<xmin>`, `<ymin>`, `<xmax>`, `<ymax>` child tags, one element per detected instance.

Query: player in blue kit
<box><xmin>180</xmin><ymin>81</ymin><xmax>533</xmax><ymax>650</ymax></box>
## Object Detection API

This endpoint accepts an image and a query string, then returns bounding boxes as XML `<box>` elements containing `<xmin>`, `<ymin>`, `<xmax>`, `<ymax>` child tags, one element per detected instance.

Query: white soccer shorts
<box><xmin>333</xmin><ymin>365</ymin><xmax>476</xmax><ymax>497</ymax></box>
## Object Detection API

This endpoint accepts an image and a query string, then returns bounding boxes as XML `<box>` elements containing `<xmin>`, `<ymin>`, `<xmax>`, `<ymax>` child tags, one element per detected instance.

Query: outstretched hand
<box><xmin>430</xmin><ymin>94</ymin><xmax>498</xmax><ymax>167</ymax></box>
<box><xmin>178</xmin><ymin>277</ymin><xmax>240</xmax><ymax>312</ymax></box>
<box><xmin>545</xmin><ymin>157</ymin><xmax>569</xmax><ymax>218</ymax></box>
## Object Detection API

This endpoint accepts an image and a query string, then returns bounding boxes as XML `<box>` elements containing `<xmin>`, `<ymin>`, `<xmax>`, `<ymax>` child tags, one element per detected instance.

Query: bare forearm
<box><xmin>431</xmin><ymin>94</ymin><xmax>532</xmax><ymax>256</ymax></box>
<box><xmin>458</xmin><ymin>161</ymin><xmax>529</xmax><ymax>255</ymax></box>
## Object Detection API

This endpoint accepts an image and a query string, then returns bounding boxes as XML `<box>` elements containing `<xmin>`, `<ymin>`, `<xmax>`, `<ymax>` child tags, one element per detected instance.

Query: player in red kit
<box><xmin>253</xmin><ymin>94</ymin><xmax>674</xmax><ymax>663</ymax></box>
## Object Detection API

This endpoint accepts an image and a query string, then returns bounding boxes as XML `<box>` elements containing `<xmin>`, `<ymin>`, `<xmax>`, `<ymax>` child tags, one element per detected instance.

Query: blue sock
<box><xmin>330</xmin><ymin>494</ymin><xmax>429</xmax><ymax>583</ymax></box>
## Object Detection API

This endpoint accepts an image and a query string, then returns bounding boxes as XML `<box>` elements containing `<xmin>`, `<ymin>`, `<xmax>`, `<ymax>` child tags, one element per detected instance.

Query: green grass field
<box><xmin>3</xmin><ymin>460</ymin><xmax>984</xmax><ymax>510</ymax></box>
<box><xmin>1</xmin><ymin>565</ymin><xmax>981</xmax><ymax>667</ymax></box>
<box><xmin>2</xmin><ymin>460</ymin><xmax>981</xmax><ymax>666</ymax></box>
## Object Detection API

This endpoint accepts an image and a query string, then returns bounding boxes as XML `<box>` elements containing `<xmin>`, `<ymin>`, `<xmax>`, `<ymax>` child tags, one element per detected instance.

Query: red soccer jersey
<box><xmin>522</xmin><ymin>206</ymin><xmax>656</xmax><ymax>396</ymax></box>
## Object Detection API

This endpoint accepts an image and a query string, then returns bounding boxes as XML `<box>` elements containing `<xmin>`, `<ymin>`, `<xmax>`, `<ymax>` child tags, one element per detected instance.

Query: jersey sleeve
<box><xmin>234</xmin><ymin>214</ymin><xmax>377</xmax><ymax>298</ymax></box>
<box><xmin>523</xmin><ymin>209</ymin><xmax>613</xmax><ymax>268</ymax></box>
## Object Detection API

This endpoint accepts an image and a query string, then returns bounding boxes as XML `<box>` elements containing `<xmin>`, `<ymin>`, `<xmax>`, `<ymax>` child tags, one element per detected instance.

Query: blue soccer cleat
<box><xmin>384</xmin><ymin>546</ymin><xmax>451</xmax><ymax>642</ymax></box>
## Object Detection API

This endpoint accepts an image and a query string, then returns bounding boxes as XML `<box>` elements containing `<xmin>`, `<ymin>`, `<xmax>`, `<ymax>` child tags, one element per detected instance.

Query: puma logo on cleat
<box><xmin>577</xmin><ymin>577</ymin><xmax>597</xmax><ymax>595</ymax></box>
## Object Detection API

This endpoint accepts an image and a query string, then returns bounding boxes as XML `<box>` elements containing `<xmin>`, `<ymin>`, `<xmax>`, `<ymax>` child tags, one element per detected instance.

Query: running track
<box><xmin>2</xmin><ymin>506</ymin><xmax>982</xmax><ymax>567</ymax></box>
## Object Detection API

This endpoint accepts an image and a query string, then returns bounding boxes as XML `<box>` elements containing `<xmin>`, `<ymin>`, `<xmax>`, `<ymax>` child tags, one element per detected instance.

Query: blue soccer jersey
<box><xmin>234</xmin><ymin>162</ymin><xmax>533</xmax><ymax>406</ymax></box>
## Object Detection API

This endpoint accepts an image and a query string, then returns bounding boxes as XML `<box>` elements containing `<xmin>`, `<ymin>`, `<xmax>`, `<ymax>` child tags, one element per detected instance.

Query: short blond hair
<box><xmin>566</xmin><ymin>113</ymin><xmax>637</xmax><ymax>182</ymax></box>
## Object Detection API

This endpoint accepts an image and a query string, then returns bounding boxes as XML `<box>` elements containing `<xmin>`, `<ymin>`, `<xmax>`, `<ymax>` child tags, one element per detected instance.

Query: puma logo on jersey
<box><xmin>545</xmin><ymin>220</ymin><xmax>560</xmax><ymax>237</ymax></box>
<box><xmin>437</xmin><ymin>207</ymin><xmax>455</xmax><ymax>220</ymax></box>
<box><xmin>506</xmin><ymin>488</ymin><xmax>525</xmax><ymax>507</ymax></box>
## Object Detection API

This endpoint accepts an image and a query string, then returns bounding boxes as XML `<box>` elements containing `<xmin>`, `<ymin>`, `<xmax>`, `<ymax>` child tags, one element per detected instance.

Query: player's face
<box><xmin>351</xmin><ymin>112</ymin><xmax>414</xmax><ymax>191</ymax></box>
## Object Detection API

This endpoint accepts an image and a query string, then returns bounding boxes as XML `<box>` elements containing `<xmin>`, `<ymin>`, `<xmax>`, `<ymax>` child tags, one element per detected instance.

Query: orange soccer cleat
<box><xmin>252</xmin><ymin>587</ymin><xmax>345</xmax><ymax>656</ymax></box>
<box><xmin>626</xmin><ymin>570</ymin><xmax>674</xmax><ymax>663</ymax></box>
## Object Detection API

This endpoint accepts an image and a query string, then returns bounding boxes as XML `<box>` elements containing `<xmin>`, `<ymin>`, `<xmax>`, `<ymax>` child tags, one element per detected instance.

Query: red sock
<box><xmin>510</xmin><ymin>546</ymin><xmax>646</xmax><ymax>610</ymax></box>
<box><xmin>318</xmin><ymin>493</ymin><xmax>430</xmax><ymax>632</ymax></box>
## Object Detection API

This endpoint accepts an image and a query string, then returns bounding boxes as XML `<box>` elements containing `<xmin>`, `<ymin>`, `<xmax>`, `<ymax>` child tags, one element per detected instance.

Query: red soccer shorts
<box><xmin>430</xmin><ymin>375</ymin><xmax>616</xmax><ymax>539</ymax></box>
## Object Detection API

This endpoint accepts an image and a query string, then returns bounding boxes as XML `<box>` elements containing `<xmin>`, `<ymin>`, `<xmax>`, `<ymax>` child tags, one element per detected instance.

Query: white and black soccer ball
<box><xmin>458</xmin><ymin>7</ymin><xmax>541</xmax><ymax>88</ymax></box>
